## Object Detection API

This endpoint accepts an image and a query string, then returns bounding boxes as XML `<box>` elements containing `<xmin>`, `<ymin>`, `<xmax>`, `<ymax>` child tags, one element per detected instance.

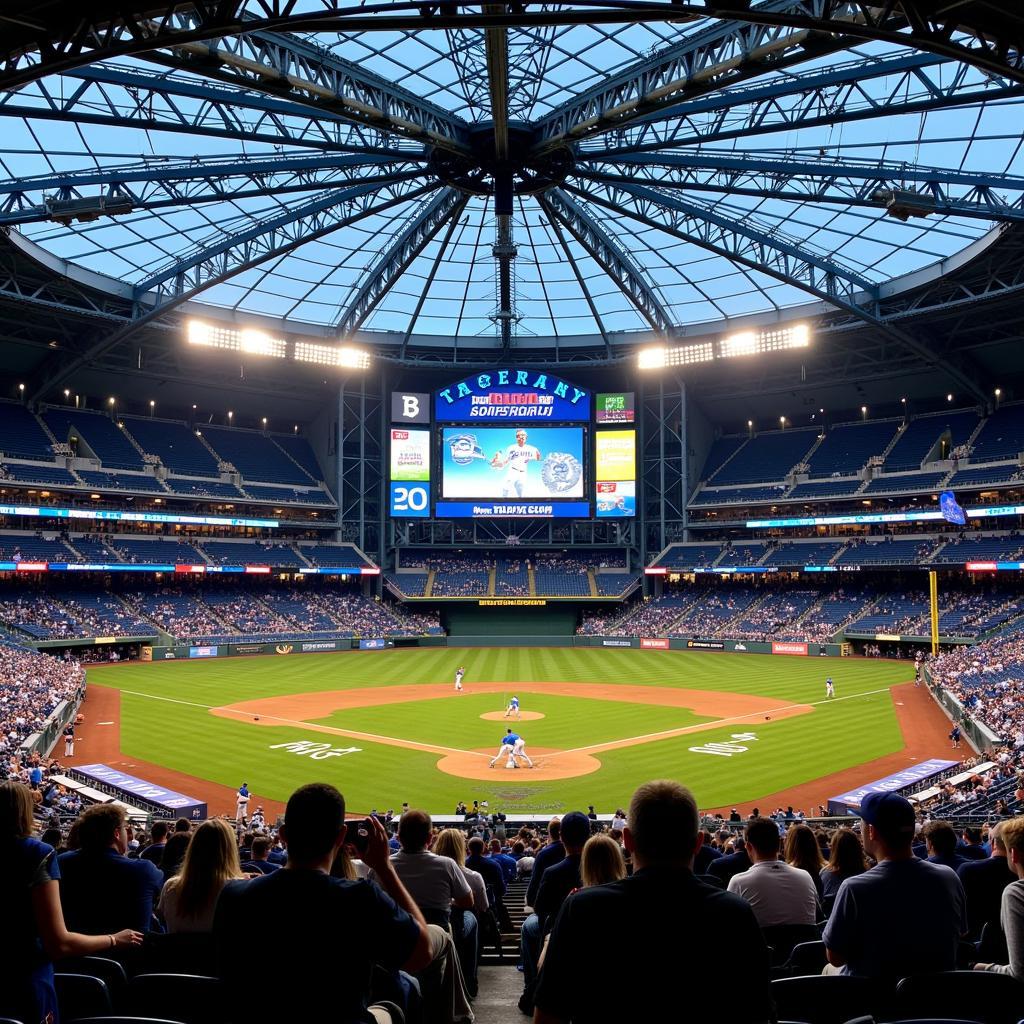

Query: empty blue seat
<box><xmin>43</xmin><ymin>409</ymin><xmax>146</xmax><ymax>470</ymax></box>
<box><xmin>123</xmin><ymin>418</ymin><xmax>220</xmax><ymax>477</ymax></box>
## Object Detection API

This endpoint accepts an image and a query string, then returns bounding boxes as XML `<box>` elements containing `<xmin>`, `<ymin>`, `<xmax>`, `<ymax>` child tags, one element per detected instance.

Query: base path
<box><xmin>212</xmin><ymin>682</ymin><xmax>814</xmax><ymax>782</ymax></box>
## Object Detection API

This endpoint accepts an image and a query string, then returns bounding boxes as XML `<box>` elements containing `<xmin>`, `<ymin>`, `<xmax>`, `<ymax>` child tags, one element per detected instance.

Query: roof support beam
<box><xmin>334</xmin><ymin>188</ymin><xmax>466</xmax><ymax>336</ymax></box>
<box><xmin>3</xmin><ymin>2</ymin><xmax>1023</xmax><ymax>93</ymax></box>
<box><xmin>29</xmin><ymin>177</ymin><xmax>436</xmax><ymax>402</ymax></box>
<box><xmin>577</xmin><ymin>154</ymin><xmax>1024</xmax><ymax>222</ymax></box>
<box><xmin>540</xmin><ymin>189</ymin><xmax>673</xmax><ymax>335</ymax></box>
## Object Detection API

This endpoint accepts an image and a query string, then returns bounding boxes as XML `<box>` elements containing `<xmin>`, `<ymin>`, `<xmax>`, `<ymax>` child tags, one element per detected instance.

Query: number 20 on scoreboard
<box><xmin>390</xmin><ymin>482</ymin><xmax>430</xmax><ymax>517</ymax></box>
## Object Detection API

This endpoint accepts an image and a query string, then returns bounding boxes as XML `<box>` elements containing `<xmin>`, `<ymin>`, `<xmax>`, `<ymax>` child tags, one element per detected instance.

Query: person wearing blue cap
<box><xmin>823</xmin><ymin>791</ymin><xmax>967</xmax><ymax>979</ymax></box>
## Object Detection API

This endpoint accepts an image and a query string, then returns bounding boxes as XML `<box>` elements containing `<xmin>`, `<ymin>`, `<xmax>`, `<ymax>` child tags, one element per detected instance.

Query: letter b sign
<box><xmin>391</xmin><ymin>392</ymin><xmax>429</xmax><ymax>424</ymax></box>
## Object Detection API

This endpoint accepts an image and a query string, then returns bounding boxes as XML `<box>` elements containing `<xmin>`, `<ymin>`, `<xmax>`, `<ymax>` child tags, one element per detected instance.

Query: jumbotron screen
<box><xmin>440</xmin><ymin>426</ymin><xmax>585</xmax><ymax>500</ymax></box>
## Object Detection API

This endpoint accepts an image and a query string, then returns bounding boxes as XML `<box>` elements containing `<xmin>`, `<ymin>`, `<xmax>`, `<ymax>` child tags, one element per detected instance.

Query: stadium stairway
<box><xmin>425</xmin><ymin>569</ymin><xmax>436</xmax><ymax>597</ymax></box>
<box><xmin>488</xmin><ymin>566</ymin><xmax>496</xmax><ymax>596</ymax></box>
<box><xmin>527</xmin><ymin>568</ymin><xmax>536</xmax><ymax>596</ymax></box>
<box><xmin>480</xmin><ymin>878</ymin><xmax>530</xmax><ymax>966</ymax></box>
<box><xmin>587</xmin><ymin>570</ymin><xmax>598</xmax><ymax>597</ymax></box>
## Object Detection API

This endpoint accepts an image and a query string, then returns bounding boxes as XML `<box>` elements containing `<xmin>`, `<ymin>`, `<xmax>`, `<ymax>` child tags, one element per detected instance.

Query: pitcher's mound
<box><xmin>480</xmin><ymin>710</ymin><xmax>545</xmax><ymax>721</ymax></box>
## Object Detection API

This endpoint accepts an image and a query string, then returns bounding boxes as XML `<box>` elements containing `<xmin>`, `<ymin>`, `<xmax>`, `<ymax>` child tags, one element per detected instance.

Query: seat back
<box><xmin>54</xmin><ymin>973</ymin><xmax>113</xmax><ymax>1020</ymax></box>
<box><xmin>762</xmin><ymin>924</ymin><xmax>822</xmax><ymax>967</ymax></box>
<box><xmin>771</xmin><ymin>975</ymin><xmax>881</xmax><ymax>1024</ymax></box>
<box><xmin>894</xmin><ymin>971</ymin><xmax>1024</xmax><ymax>1024</ymax></box>
<box><xmin>56</xmin><ymin>958</ymin><xmax>127</xmax><ymax>1000</ymax></box>
<box><xmin>124</xmin><ymin>975</ymin><xmax>223</xmax><ymax>1024</ymax></box>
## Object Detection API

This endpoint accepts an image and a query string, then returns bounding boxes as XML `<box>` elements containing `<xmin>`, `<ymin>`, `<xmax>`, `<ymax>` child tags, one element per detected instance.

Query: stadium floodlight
<box><xmin>294</xmin><ymin>341</ymin><xmax>371</xmax><ymax>369</ymax></box>
<box><xmin>720</xmin><ymin>331</ymin><xmax>757</xmax><ymax>358</ymax></box>
<box><xmin>187</xmin><ymin>319</ymin><xmax>286</xmax><ymax>358</ymax></box>
<box><xmin>637</xmin><ymin>342</ymin><xmax>715</xmax><ymax>369</ymax></box>
<box><xmin>239</xmin><ymin>328</ymin><xmax>286</xmax><ymax>358</ymax></box>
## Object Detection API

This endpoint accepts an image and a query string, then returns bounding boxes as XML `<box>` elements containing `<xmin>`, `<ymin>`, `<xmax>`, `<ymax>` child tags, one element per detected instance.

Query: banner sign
<box><xmin>747</xmin><ymin>503</ymin><xmax>1024</xmax><ymax>529</ymax></box>
<box><xmin>596</xmin><ymin>392</ymin><xmax>635</xmax><ymax>424</ymax></box>
<box><xmin>358</xmin><ymin>638</ymin><xmax>387</xmax><ymax>650</ymax></box>
<box><xmin>0</xmin><ymin>502</ymin><xmax>277</xmax><ymax>527</ymax></box>
<box><xmin>640</xmin><ymin>638</ymin><xmax>670</xmax><ymax>650</ymax></box>
<box><xmin>390</xmin><ymin>428</ymin><xmax>430</xmax><ymax>481</ymax></box>
<box><xmin>391</xmin><ymin>392</ymin><xmax>430</xmax><ymax>424</ymax></box>
<box><xmin>828</xmin><ymin>758</ymin><xmax>959</xmax><ymax>815</ymax></box>
<box><xmin>686</xmin><ymin>639</ymin><xmax>725</xmax><ymax>650</ymax></box>
<box><xmin>772</xmin><ymin>641</ymin><xmax>808</xmax><ymax>656</ymax></box>
<box><xmin>72</xmin><ymin>763</ymin><xmax>207</xmax><ymax>819</ymax></box>
<box><xmin>189</xmin><ymin>645</ymin><xmax>219</xmax><ymax>658</ymax></box>
<box><xmin>601</xmin><ymin>638</ymin><xmax>634</xmax><ymax>647</ymax></box>
<box><xmin>435</xmin><ymin>500</ymin><xmax>590</xmax><ymax>518</ymax></box>
<box><xmin>940</xmin><ymin>489</ymin><xmax>966</xmax><ymax>526</ymax></box>
<box><xmin>301</xmin><ymin>640</ymin><xmax>340</xmax><ymax>652</ymax></box>
<box><xmin>435</xmin><ymin>370</ymin><xmax>590</xmax><ymax>421</ymax></box>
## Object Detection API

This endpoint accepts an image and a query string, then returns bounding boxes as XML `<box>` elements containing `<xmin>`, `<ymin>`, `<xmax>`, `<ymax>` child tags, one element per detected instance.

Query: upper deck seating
<box><xmin>43</xmin><ymin>409</ymin><xmax>146</xmax><ymax>471</ymax></box>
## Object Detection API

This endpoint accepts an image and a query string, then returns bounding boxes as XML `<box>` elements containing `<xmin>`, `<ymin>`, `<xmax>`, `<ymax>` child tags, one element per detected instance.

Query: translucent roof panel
<box><xmin>1</xmin><ymin>19</ymin><xmax>1022</xmax><ymax>344</ymax></box>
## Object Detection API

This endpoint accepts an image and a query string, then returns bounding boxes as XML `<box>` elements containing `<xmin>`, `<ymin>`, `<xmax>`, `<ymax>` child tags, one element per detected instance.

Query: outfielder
<box><xmin>454</xmin><ymin>666</ymin><xmax>465</xmax><ymax>692</ymax></box>
<box><xmin>504</xmin><ymin>694</ymin><xmax>521</xmax><ymax>719</ymax></box>
<box><xmin>491</xmin><ymin>429</ymin><xmax>541</xmax><ymax>498</ymax></box>
<box><xmin>825</xmin><ymin>676</ymin><xmax>835</xmax><ymax>699</ymax></box>
<box><xmin>489</xmin><ymin>728</ymin><xmax>520</xmax><ymax>768</ymax></box>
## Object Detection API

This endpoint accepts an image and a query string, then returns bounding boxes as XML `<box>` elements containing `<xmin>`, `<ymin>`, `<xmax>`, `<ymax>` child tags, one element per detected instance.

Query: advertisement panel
<box><xmin>301</xmin><ymin>640</ymin><xmax>340</xmax><ymax>652</ymax></box>
<box><xmin>233</xmin><ymin>642</ymin><xmax>265</xmax><ymax>655</ymax></box>
<box><xmin>189</xmin><ymin>645</ymin><xmax>219</xmax><ymax>658</ymax></box>
<box><xmin>595</xmin><ymin>430</ymin><xmax>636</xmax><ymax>518</ymax></box>
<box><xmin>595</xmin><ymin>430</ymin><xmax>636</xmax><ymax>481</ymax></box>
<box><xmin>391</xmin><ymin>391</ymin><xmax>430</xmax><ymax>424</ymax></box>
<box><xmin>772</xmin><ymin>641</ymin><xmax>808</xmax><ymax>656</ymax></box>
<box><xmin>687</xmin><ymin>639</ymin><xmax>725</xmax><ymax>650</ymax></box>
<box><xmin>601</xmin><ymin>638</ymin><xmax>634</xmax><ymax>647</ymax></box>
<box><xmin>359</xmin><ymin>638</ymin><xmax>387</xmax><ymax>650</ymax></box>
<box><xmin>390</xmin><ymin>428</ymin><xmax>430</xmax><ymax>481</ymax></box>
<box><xmin>596</xmin><ymin>392</ymin><xmax>635</xmax><ymax>424</ymax></box>
<box><xmin>435</xmin><ymin>501</ymin><xmax>589</xmax><ymax>518</ymax></box>
<box><xmin>441</xmin><ymin>426</ymin><xmax>584</xmax><ymax>500</ymax></box>
<box><xmin>640</xmin><ymin>638</ymin><xmax>669</xmax><ymax>650</ymax></box>
<box><xmin>595</xmin><ymin>480</ymin><xmax>636</xmax><ymax>518</ymax></box>
<box><xmin>435</xmin><ymin>370</ymin><xmax>590</xmax><ymax>421</ymax></box>
<box><xmin>828</xmin><ymin>758</ymin><xmax>959</xmax><ymax>814</ymax></box>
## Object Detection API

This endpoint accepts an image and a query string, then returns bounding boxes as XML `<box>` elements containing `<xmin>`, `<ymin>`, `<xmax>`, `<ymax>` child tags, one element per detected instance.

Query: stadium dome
<box><xmin>3</xmin><ymin>4</ymin><xmax>1024</xmax><ymax>365</ymax></box>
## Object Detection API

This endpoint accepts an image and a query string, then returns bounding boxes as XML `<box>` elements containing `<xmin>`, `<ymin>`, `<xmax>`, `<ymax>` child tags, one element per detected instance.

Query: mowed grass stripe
<box><xmin>88</xmin><ymin>649</ymin><xmax>912</xmax><ymax>813</ymax></box>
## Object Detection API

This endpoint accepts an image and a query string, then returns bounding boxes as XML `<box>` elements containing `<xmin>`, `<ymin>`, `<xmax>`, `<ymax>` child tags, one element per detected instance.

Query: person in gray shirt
<box><xmin>974</xmin><ymin>816</ymin><xmax>1024</xmax><ymax>980</ymax></box>
<box><xmin>824</xmin><ymin>792</ymin><xmax>967</xmax><ymax>980</ymax></box>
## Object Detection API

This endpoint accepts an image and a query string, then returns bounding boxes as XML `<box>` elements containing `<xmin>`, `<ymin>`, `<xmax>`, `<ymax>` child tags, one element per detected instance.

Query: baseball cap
<box><xmin>859</xmin><ymin>792</ymin><xmax>916</xmax><ymax>838</ymax></box>
<box><xmin>560</xmin><ymin>811</ymin><xmax>592</xmax><ymax>846</ymax></box>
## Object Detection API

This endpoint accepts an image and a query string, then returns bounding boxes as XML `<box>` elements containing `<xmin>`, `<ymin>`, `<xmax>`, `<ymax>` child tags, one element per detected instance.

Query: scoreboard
<box><xmin>389</xmin><ymin>371</ymin><xmax>635</xmax><ymax>519</ymax></box>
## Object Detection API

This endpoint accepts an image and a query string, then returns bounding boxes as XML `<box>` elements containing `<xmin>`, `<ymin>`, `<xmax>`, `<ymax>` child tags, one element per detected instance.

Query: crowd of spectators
<box><xmin>0</xmin><ymin>643</ymin><xmax>84</xmax><ymax>761</ymax></box>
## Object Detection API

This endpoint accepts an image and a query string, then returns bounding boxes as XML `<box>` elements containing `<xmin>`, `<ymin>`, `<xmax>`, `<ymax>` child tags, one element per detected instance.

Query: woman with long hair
<box><xmin>432</xmin><ymin>828</ymin><xmax>485</xmax><ymax>997</ymax></box>
<box><xmin>580</xmin><ymin>833</ymin><xmax>627</xmax><ymax>888</ymax></box>
<box><xmin>784</xmin><ymin>824</ymin><xmax>825</xmax><ymax>897</ymax></box>
<box><xmin>433</xmin><ymin>828</ymin><xmax>488</xmax><ymax>915</ymax></box>
<box><xmin>0</xmin><ymin>781</ymin><xmax>142</xmax><ymax>1024</ymax></box>
<box><xmin>820</xmin><ymin>827</ymin><xmax>868</xmax><ymax>899</ymax></box>
<box><xmin>158</xmin><ymin>818</ymin><xmax>246</xmax><ymax>932</ymax></box>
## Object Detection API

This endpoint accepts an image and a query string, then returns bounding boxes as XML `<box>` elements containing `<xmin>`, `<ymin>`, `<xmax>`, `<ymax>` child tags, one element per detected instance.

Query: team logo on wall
<box><xmin>447</xmin><ymin>433</ymin><xmax>487</xmax><ymax>466</ymax></box>
<box><xmin>541</xmin><ymin>452</ymin><xmax>583</xmax><ymax>493</ymax></box>
<box><xmin>275</xmin><ymin>643</ymin><xmax>294</xmax><ymax>655</ymax></box>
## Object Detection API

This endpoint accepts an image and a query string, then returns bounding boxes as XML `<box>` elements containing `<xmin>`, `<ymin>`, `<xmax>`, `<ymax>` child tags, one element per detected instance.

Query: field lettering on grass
<box><xmin>83</xmin><ymin>647</ymin><xmax>917</xmax><ymax>814</ymax></box>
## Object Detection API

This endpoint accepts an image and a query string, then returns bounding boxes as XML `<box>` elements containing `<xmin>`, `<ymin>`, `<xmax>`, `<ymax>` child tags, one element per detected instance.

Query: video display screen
<box><xmin>595</xmin><ymin>429</ymin><xmax>636</xmax><ymax>518</ymax></box>
<box><xmin>441</xmin><ymin>426</ymin><xmax>585</xmax><ymax>500</ymax></box>
<box><xmin>596</xmin><ymin>393</ymin><xmax>635</xmax><ymax>424</ymax></box>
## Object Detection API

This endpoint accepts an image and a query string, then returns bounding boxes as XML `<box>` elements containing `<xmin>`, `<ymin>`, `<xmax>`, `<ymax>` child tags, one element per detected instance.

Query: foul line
<box><xmin>118</xmin><ymin>687</ymin><xmax>481</xmax><ymax>759</ymax></box>
<box><xmin>554</xmin><ymin>685</ymin><xmax>896</xmax><ymax>758</ymax></box>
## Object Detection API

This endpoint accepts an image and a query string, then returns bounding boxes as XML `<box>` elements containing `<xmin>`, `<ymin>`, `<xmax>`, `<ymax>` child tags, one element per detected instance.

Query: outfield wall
<box><xmin>923</xmin><ymin>666</ymin><xmax>999</xmax><ymax>753</ymax></box>
<box><xmin>138</xmin><ymin>635</ymin><xmax>847</xmax><ymax>657</ymax></box>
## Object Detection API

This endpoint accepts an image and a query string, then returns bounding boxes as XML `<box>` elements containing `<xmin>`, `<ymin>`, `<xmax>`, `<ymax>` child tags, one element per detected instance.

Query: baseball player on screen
<box><xmin>491</xmin><ymin>429</ymin><xmax>541</xmax><ymax>498</ymax></box>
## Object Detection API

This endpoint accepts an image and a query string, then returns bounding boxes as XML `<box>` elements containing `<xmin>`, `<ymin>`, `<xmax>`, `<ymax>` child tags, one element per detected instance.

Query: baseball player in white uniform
<box><xmin>512</xmin><ymin>735</ymin><xmax>533</xmax><ymax>768</ymax></box>
<box><xmin>236</xmin><ymin>782</ymin><xmax>251</xmax><ymax>823</ymax></box>
<box><xmin>825</xmin><ymin>676</ymin><xmax>835</xmax><ymax>699</ymax></box>
<box><xmin>454</xmin><ymin>666</ymin><xmax>465</xmax><ymax>692</ymax></box>
<box><xmin>489</xmin><ymin>728</ymin><xmax>520</xmax><ymax>767</ymax></box>
<box><xmin>504</xmin><ymin>695</ymin><xmax>521</xmax><ymax>719</ymax></box>
<box><xmin>492</xmin><ymin>429</ymin><xmax>541</xmax><ymax>498</ymax></box>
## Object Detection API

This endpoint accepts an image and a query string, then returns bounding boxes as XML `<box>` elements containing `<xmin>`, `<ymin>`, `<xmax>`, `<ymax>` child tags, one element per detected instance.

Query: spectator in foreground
<box><xmin>820</xmin><ymin>827</ymin><xmax>868</xmax><ymax>900</ymax></box>
<box><xmin>958</xmin><ymin>821</ymin><xmax>1016</xmax><ymax>942</ymax></box>
<box><xmin>533</xmin><ymin>780</ymin><xmax>772</xmax><ymax>1024</ymax></box>
<box><xmin>0</xmin><ymin>782</ymin><xmax>142</xmax><ymax>1024</ymax></box>
<box><xmin>58</xmin><ymin>803</ymin><xmax>164</xmax><ymax>935</ymax></box>
<box><xmin>823</xmin><ymin>792</ymin><xmax>967</xmax><ymax>978</ymax></box>
<box><xmin>580</xmin><ymin>833</ymin><xmax>626</xmax><ymax>888</ymax></box>
<box><xmin>784</xmin><ymin>824</ymin><xmax>826</xmax><ymax>898</ymax></box>
<box><xmin>974</xmin><ymin>816</ymin><xmax>1024</xmax><ymax>979</ymax></box>
<box><xmin>728</xmin><ymin>818</ymin><xmax>818</xmax><ymax>928</ymax></box>
<box><xmin>159</xmin><ymin>818</ymin><xmax>246</xmax><ymax>932</ymax></box>
<box><xmin>215</xmin><ymin>783</ymin><xmax>432</xmax><ymax>1023</ymax></box>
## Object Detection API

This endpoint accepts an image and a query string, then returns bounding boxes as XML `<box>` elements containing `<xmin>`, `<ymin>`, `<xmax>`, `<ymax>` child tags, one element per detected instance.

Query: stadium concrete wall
<box><xmin>443</xmin><ymin>606</ymin><xmax>577</xmax><ymax>636</ymax></box>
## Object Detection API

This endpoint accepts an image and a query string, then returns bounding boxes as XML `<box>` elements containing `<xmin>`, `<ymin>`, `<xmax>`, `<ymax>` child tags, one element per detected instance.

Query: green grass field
<box><xmin>86</xmin><ymin>647</ymin><xmax>912</xmax><ymax>814</ymax></box>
